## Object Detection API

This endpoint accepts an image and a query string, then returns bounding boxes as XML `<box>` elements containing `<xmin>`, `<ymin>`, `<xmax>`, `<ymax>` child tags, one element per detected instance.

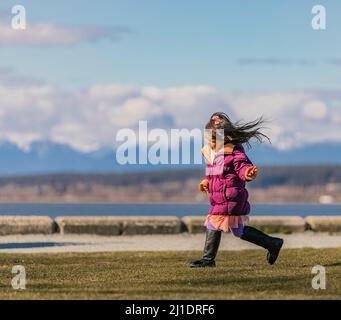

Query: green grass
<box><xmin>0</xmin><ymin>249</ymin><xmax>340</xmax><ymax>300</ymax></box>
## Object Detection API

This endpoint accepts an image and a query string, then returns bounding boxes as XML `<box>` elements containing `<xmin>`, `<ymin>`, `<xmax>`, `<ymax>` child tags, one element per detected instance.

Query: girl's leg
<box><xmin>240</xmin><ymin>226</ymin><xmax>284</xmax><ymax>265</ymax></box>
<box><xmin>230</xmin><ymin>223</ymin><xmax>245</xmax><ymax>238</ymax></box>
<box><xmin>202</xmin><ymin>229</ymin><xmax>222</xmax><ymax>261</ymax></box>
<box><xmin>190</xmin><ymin>228</ymin><xmax>222</xmax><ymax>268</ymax></box>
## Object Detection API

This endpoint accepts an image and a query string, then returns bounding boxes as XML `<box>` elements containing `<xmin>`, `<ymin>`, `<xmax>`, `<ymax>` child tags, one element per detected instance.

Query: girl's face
<box><xmin>211</xmin><ymin>115</ymin><xmax>224</xmax><ymax>126</ymax></box>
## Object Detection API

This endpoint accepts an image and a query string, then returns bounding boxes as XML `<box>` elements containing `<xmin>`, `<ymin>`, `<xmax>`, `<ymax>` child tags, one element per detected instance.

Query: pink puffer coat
<box><xmin>202</xmin><ymin>143</ymin><xmax>254</xmax><ymax>216</ymax></box>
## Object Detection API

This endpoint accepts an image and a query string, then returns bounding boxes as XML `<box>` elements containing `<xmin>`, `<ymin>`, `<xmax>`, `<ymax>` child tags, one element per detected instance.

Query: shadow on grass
<box><xmin>323</xmin><ymin>262</ymin><xmax>341</xmax><ymax>267</ymax></box>
<box><xmin>0</xmin><ymin>242</ymin><xmax>82</xmax><ymax>250</ymax></box>
<box><xmin>156</xmin><ymin>274</ymin><xmax>306</xmax><ymax>288</ymax></box>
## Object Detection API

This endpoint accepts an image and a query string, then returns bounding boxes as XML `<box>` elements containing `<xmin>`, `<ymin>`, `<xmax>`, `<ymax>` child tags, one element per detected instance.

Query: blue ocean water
<box><xmin>0</xmin><ymin>203</ymin><xmax>340</xmax><ymax>218</ymax></box>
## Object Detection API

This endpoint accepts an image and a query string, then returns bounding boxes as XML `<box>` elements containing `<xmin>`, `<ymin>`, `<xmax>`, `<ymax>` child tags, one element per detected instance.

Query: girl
<box><xmin>190</xmin><ymin>112</ymin><xmax>284</xmax><ymax>268</ymax></box>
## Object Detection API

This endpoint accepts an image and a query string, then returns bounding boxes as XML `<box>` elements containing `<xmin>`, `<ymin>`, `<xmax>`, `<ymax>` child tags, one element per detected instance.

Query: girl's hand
<box><xmin>198</xmin><ymin>179</ymin><xmax>209</xmax><ymax>194</ymax></box>
<box><xmin>245</xmin><ymin>166</ymin><xmax>258</xmax><ymax>181</ymax></box>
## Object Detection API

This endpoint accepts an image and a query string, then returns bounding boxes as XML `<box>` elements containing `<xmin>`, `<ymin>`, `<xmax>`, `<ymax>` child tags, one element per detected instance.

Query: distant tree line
<box><xmin>0</xmin><ymin>165</ymin><xmax>340</xmax><ymax>189</ymax></box>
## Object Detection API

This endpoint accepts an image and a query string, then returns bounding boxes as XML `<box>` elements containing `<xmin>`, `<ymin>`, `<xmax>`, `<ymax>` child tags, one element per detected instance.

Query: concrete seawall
<box><xmin>305</xmin><ymin>216</ymin><xmax>341</xmax><ymax>232</ymax></box>
<box><xmin>55</xmin><ymin>216</ymin><xmax>181</xmax><ymax>236</ymax></box>
<box><xmin>0</xmin><ymin>215</ymin><xmax>340</xmax><ymax>235</ymax></box>
<box><xmin>0</xmin><ymin>216</ymin><xmax>54</xmax><ymax>236</ymax></box>
<box><xmin>248</xmin><ymin>216</ymin><xmax>306</xmax><ymax>233</ymax></box>
<box><xmin>181</xmin><ymin>216</ymin><xmax>306</xmax><ymax>234</ymax></box>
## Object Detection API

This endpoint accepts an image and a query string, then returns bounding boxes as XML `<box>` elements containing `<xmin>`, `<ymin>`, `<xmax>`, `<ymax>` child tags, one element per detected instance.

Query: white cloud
<box><xmin>0</xmin><ymin>70</ymin><xmax>340</xmax><ymax>152</ymax></box>
<box><xmin>303</xmin><ymin>101</ymin><xmax>327</xmax><ymax>120</ymax></box>
<box><xmin>226</xmin><ymin>91</ymin><xmax>341</xmax><ymax>149</ymax></box>
<box><xmin>0</xmin><ymin>21</ymin><xmax>130</xmax><ymax>46</ymax></box>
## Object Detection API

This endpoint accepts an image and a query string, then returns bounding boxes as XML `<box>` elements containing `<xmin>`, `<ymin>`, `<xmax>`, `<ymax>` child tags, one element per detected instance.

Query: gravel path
<box><xmin>1</xmin><ymin>232</ymin><xmax>341</xmax><ymax>253</ymax></box>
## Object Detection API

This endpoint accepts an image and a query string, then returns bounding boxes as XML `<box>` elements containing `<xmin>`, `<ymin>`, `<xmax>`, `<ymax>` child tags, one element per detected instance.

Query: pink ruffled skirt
<box><xmin>205</xmin><ymin>214</ymin><xmax>250</xmax><ymax>233</ymax></box>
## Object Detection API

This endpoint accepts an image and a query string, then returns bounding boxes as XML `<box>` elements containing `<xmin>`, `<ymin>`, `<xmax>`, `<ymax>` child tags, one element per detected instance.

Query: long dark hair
<box><xmin>206</xmin><ymin>112</ymin><xmax>270</xmax><ymax>149</ymax></box>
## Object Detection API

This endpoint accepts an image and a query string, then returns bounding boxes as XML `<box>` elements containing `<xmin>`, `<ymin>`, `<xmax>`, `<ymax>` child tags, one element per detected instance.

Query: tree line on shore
<box><xmin>0</xmin><ymin>165</ymin><xmax>340</xmax><ymax>189</ymax></box>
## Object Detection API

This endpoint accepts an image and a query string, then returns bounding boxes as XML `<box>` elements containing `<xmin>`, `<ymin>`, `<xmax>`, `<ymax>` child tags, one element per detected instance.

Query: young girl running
<box><xmin>190</xmin><ymin>112</ymin><xmax>284</xmax><ymax>268</ymax></box>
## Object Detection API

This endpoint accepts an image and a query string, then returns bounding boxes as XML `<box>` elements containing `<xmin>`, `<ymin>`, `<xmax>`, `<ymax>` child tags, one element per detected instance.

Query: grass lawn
<box><xmin>0</xmin><ymin>248</ymin><xmax>340</xmax><ymax>300</ymax></box>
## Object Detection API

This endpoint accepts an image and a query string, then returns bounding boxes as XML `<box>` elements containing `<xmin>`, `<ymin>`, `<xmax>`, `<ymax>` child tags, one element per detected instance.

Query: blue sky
<box><xmin>0</xmin><ymin>0</ymin><xmax>340</xmax><ymax>91</ymax></box>
<box><xmin>0</xmin><ymin>1</ymin><xmax>340</xmax><ymax>152</ymax></box>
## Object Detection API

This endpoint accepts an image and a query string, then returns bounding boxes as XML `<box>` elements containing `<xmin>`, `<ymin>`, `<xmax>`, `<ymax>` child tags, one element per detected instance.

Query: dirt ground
<box><xmin>1</xmin><ymin>232</ymin><xmax>341</xmax><ymax>253</ymax></box>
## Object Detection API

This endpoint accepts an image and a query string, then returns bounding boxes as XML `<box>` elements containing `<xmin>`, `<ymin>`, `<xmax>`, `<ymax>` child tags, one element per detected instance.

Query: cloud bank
<box><xmin>238</xmin><ymin>58</ymin><xmax>315</xmax><ymax>66</ymax></box>
<box><xmin>0</xmin><ymin>21</ymin><xmax>131</xmax><ymax>46</ymax></box>
<box><xmin>238</xmin><ymin>57</ymin><xmax>341</xmax><ymax>67</ymax></box>
<box><xmin>0</xmin><ymin>67</ymin><xmax>44</xmax><ymax>86</ymax></box>
<box><xmin>0</xmin><ymin>69</ymin><xmax>340</xmax><ymax>152</ymax></box>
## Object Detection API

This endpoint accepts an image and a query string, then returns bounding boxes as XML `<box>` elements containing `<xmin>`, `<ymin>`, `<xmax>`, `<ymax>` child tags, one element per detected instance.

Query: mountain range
<box><xmin>0</xmin><ymin>141</ymin><xmax>340</xmax><ymax>175</ymax></box>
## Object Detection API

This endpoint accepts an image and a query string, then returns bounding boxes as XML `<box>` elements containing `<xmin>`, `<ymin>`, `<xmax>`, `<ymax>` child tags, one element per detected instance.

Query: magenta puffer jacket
<box><xmin>202</xmin><ymin>144</ymin><xmax>253</xmax><ymax>216</ymax></box>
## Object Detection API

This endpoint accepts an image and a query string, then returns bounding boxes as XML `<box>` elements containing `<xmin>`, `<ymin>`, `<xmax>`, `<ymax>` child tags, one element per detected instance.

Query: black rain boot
<box><xmin>190</xmin><ymin>230</ymin><xmax>222</xmax><ymax>268</ymax></box>
<box><xmin>241</xmin><ymin>226</ymin><xmax>284</xmax><ymax>265</ymax></box>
